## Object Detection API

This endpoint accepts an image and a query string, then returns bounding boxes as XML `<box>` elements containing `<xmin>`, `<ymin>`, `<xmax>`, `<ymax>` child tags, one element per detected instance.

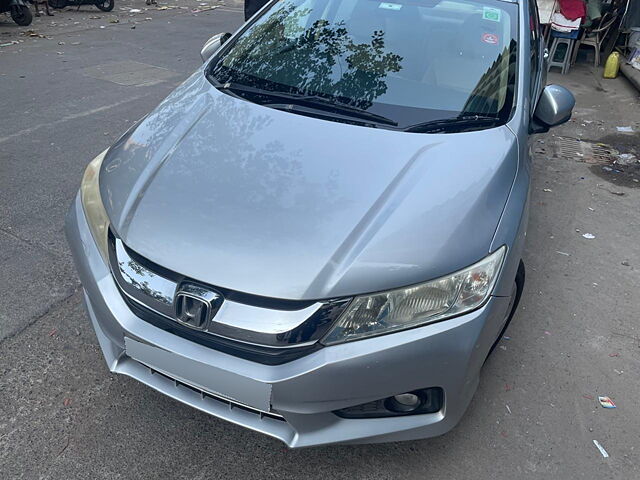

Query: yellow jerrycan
<box><xmin>603</xmin><ymin>52</ymin><xmax>620</xmax><ymax>79</ymax></box>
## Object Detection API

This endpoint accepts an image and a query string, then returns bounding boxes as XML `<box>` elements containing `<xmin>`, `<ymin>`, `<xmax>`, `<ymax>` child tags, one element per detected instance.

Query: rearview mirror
<box><xmin>201</xmin><ymin>33</ymin><xmax>231</xmax><ymax>63</ymax></box>
<box><xmin>530</xmin><ymin>85</ymin><xmax>575</xmax><ymax>134</ymax></box>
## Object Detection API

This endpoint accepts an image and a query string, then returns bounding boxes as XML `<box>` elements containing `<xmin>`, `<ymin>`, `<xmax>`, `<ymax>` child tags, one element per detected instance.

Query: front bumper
<box><xmin>66</xmin><ymin>193</ymin><xmax>514</xmax><ymax>447</ymax></box>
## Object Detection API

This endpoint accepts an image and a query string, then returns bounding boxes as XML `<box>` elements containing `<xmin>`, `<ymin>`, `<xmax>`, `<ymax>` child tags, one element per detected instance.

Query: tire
<box><xmin>486</xmin><ymin>260</ymin><xmax>525</xmax><ymax>359</ymax></box>
<box><xmin>48</xmin><ymin>0</ymin><xmax>67</xmax><ymax>8</ymax></box>
<box><xmin>11</xmin><ymin>5</ymin><xmax>32</xmax><ymax>26</ymax></box>
<box><xmin>95</xmin><ymin>0</ymin><xmax>114</xmax><ymax>12</ymax></box>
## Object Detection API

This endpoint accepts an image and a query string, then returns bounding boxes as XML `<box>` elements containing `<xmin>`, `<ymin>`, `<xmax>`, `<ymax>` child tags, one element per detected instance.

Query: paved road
<box><xmin>1</xmin><ymin>8</ymin><xmax>640</xmax><ymax>479</ymax></box>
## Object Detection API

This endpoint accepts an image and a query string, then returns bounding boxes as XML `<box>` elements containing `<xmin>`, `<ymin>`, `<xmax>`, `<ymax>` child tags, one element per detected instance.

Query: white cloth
<box><xmin>551</xmin><ymin>12</ymin><xmax>581</xmax><ymax>32</ymax></box>
<box><xmin>537</xmin><ymin>0</ymin><xmax>558</xmax><ymax>24</ymax></box>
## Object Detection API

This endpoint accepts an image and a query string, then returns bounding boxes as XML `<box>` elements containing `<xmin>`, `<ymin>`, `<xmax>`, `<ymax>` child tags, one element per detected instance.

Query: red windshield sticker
<box><xmin>482</xmin><ymin>33</ymin><xmax>499</xmax><ymax>45</ymax></box>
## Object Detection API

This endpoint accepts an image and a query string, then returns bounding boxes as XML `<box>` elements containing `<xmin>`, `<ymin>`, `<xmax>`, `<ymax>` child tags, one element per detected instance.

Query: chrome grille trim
<box><xmin>108</xmin><ymin>233</ymin><xmax>352</xmax><ymax>350</ymax></box>
<box><xmin>113</xmin><ymin>238</ymin><xmax>177</xmax><ymax>317</ymax></box>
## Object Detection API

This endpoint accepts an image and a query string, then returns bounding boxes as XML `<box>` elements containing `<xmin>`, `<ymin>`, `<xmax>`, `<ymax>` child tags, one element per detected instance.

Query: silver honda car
<box><xmin>66</xmin><ymin>0</ymin><xmax>574</xmax><ymax>447</ymax></box>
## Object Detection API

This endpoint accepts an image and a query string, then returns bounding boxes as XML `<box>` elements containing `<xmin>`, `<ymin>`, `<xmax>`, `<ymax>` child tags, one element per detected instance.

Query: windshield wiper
<box><xmin>404</xmin><ymin>114</ymin><xmax>500</xmax><ymax>133</ymax></box>
<box><xmin>214</xmin><ymin>81</ymin><xmax>397</xmax><ymax>127</ymax></box>
<box><xmin>263</xmin><ymin>95</ymin><xmax>398</xmax><ymax>127</ymax></box>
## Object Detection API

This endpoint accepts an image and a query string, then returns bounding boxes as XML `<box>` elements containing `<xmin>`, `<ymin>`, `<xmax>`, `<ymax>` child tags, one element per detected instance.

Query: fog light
<box><xmin>386</xmin><ymin>393</ymin><xmax>421</xmax><ymax>412</ymax></box>
<box><xmin>334</xmin><ymin>387</ymin><xmax>443</xmax><ymax>418</ymax></box>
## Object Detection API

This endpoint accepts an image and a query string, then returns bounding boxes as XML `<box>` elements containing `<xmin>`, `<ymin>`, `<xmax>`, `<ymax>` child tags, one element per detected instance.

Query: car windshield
<box><xmin>208</xmin><ymin>0</ymin><xmax>518</xmax><ymax>130</ymax></box>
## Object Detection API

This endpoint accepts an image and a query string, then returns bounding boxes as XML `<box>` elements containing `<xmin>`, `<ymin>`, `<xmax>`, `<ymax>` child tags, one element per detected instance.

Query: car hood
<box><xmin>101</xmin><ymin>72</ymin><xmax>518</xmax><ymax>300</ymax></box>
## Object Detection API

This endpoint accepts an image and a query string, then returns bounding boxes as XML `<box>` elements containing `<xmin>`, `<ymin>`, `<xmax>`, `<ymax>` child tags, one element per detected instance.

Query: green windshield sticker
<box><xmin>482</xmin><ymin>7</ymin><xmax>501</xmax><ymax>22</ymax></box>
<box><xmin>379</xmin><ymin>2</ymin><xmax>402</xmax><ymax>10</ymax></box>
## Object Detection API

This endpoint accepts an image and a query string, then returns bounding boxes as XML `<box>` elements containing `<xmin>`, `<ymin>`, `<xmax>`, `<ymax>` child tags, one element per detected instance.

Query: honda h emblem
<box><xmin>174</xmin><ymin>283</ymin><xmax>223</xmax><ymax>330</ymax></box>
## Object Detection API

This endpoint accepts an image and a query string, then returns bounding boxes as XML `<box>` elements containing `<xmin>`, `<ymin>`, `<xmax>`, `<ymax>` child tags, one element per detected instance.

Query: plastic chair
<box><xmin>571</xmin><ymin>13</ymin><xmax>618</xmax><ymax>66</ymax></box>
<box><xmin>547</xmin><ymin>29</ymin><xmax>580</xmax><ymax>74</ymax></box>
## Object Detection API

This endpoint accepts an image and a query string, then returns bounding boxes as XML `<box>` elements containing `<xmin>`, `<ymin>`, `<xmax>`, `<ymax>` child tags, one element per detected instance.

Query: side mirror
<box><xmin>530</xmin><ymin>84</ymin><xmax>575</xmax><ymax>134</ymax></box>
<box><xmin>201</xmin><ymin>32</ymin><xmax>231</xmax><ymax>63</ymax></box>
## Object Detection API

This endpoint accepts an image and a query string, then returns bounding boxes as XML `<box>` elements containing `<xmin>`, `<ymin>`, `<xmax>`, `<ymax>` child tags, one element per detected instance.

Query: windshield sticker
<box><xmin>379</xmin><ymin>2</ymin><xmax>402</xmax><ymax>10</ymax></box>
<box><xmin>481</xmin><ymin>33</ymin><xmax>499</xmax><ymax>44</ymax></box>
<box><xmin>482</xmin><ymin>7</ymin><xmax>501</xmax><ymax>22</ymax></box>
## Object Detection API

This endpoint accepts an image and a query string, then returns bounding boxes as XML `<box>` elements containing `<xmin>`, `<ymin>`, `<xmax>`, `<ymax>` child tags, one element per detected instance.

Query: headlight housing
<box><xmin>80</xmin><ymin>149</ymin><xmax>110</xmax><ymax>264</ymax></box>
<box><xmin>322</xmin><ymin>246</ymin><xmax>506</xmax><ymax>345</ymax></box>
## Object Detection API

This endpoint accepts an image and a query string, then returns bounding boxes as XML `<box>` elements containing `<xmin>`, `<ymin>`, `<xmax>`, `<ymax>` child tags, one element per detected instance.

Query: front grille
<box><xmin>140</xmin><ymin>361</ymin><xmax>286</xmax><ymax>421</ymax></box>
<box><xmin>115</xmin><ymin>356</ymin><xmax>296</xmax><ymax>445</ymax></box>
<box><xmin>121</xmin><ymin>293</ymin><xmax>323</xmax><ymax>365</ymax></box>
<box><xmin>108</xmin><ymin>231</ymin><xmax>349</xmax><ymax>365</ymax></box>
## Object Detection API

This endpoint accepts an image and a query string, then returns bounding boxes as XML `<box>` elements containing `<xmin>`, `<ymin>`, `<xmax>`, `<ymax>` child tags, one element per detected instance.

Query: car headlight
<box><xmin>322</xmin><ymin>246</ymin><xmax>506</xmax><ymax>345</ymax></box>
<box><xmin>80</xmin><ymin>149</ymin><xmax>110</xmax><ymax>264</ymax></box>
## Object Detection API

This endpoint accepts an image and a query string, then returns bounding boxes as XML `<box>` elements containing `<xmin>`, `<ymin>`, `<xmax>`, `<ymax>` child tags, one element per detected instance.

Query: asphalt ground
<box><xmin>1</xmin><ymin>7</ymin><xmax>640</xmax><ymax>479</ymax></box>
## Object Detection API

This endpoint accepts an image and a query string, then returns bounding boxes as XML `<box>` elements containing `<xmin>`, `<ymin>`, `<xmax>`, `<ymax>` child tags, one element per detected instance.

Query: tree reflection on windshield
<box><xmin>462</xmin><ymin>40</ymin><xmax>517</xmax><ymax>116</ymax></box>
<box><xmin>211</xmin><ymin>3</ymin><xmax>403</xmax><ymax>110</ymax></box>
